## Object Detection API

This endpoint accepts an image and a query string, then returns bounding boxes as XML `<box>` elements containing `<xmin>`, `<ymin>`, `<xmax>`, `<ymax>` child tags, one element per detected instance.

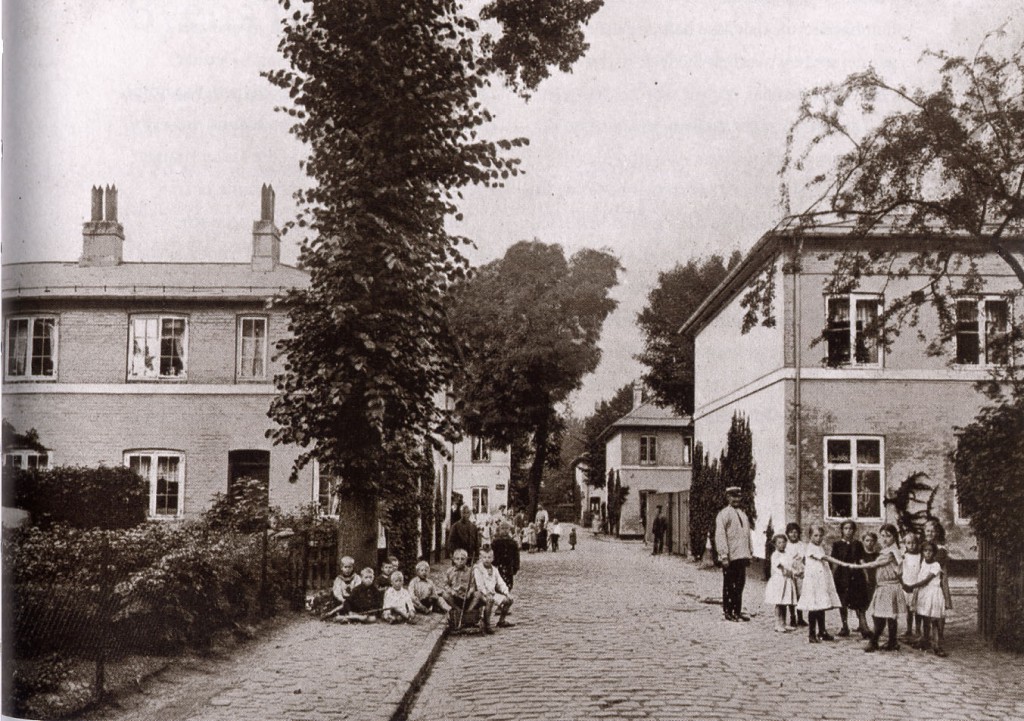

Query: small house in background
<box><xmin>2</xmin><ymin>185</ymin><xmax>321</xmax><ymax>520</ymax></box>
<box><xmin>602</xmin><ymin>383</ymin><xmax>693</xmax><ymax>546</ymax></box>
<box><xmin>682</xmin><ymin>221</ymin><xmax>1022</xmax><ymax>563</ymax></box>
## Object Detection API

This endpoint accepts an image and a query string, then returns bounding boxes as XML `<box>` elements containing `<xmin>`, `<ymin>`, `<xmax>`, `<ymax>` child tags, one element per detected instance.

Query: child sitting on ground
<box><xmin>472</xmin><ymin>548</ymin><xmax>514</xmax><ymax>633</ymax></box>
<box><xmin>342</xmin><ymin>567</ymin><xmax>382</xmax><ymax>623</ymax></box>
<box><xmin>409</xmin><ymin>560</ymin><xmax>452</xmax><ymax>614</ymax></box>
<box><xmin>442</xmin><ymin>549</ymin><xmax>478</xmax><ymax>612</ymax></box>
<box><xmin>332</xmin><ymin>556</ymin><xmax>362</xmax><ymax>607</ymax></box>
<box><xmin>382</xmin><ymin>571</ymin><xmax>418</xmax><ymax>624</ymax></box>
<box><xmin>376</xmin><ymin>555</ymin><xmax>400</xmax><ymax>590</ymax></box>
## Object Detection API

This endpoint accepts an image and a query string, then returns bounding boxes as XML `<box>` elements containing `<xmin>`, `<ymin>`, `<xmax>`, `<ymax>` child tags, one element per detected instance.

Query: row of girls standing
<box><xmin>765</xmin><ymin>517</ymin><xmax>952</xmax><ymax>655</ymax></box>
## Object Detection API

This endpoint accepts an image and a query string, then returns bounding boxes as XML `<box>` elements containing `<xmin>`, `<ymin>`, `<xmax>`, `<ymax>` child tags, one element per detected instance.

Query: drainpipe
<box><xmin>792</xmin><ymin>250</ymin><xmax>803</xmax><ymax>527</ymax></box>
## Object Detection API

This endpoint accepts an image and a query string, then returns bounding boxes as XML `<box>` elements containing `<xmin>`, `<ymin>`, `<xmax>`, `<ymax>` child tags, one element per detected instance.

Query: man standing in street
<box><xmin>651</xmin><ymin>505</ymin><xmax>668</xmax><ymax>555</ymax></box>
<box><xmin>715</xmin><ymin>486</ymin><xmax>752</xmax><ymax>621</ymax></box>
<box><xmin>448</xmin><ymin>505</ymin><xmax>480</xmax><ymax>563</ymax></box>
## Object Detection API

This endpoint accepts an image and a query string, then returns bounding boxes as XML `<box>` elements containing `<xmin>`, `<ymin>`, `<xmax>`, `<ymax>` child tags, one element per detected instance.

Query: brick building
<box><xmin>602</xmin><ymin>384</ymin><xmax>693</xmax><ymax>538</ymax></box>
<box><xmin>682</xmin><ymin>223</ymin><xmax>1023</xmax><ymax>561</ymax></box>
<box><xmin>2</xmin><ymin>185</ymin><xmax>322</xmax><ymax>519</ymax></box>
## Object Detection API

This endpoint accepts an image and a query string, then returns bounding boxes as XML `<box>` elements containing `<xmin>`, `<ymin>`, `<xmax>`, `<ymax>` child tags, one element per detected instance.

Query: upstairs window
<box><xmin>4</xmin><ymin>449</ymin><xmax>51</xmax><ymax>470</ymax></box>
<box><xmin>125</xmin><ymin>451</ymin><xmax>183</xmax><ymax>518</ymax></box>
<box><xmin>5</xmin><ymin>316</ymin><xmax>57</xmax><ymax>380</ymax></box>
<box><xmin>471</xmin><ymin>436</ymin><xmax>490</xmax><ymax>463</ymax></box>
<box><xmin>639</xmin><ymin>435</ymin><xmax>657</xmax><ymax>465</ymax></box>
<box><xmin>129</xmin><ymin>316</ymin><xmax>187</xmax><ymax>380</ymax></box>
<box><xmin>237</xmin><ymin>316</ymin><xmax>268</xmax><ymax>379</ymax></box>
<box><xmin>955</xmin><ymin>297</ymin><xmax>1010</xmax><ymax>366</ymax></box>
<box><xmin>314</xmin><ymin>461</ymin><xmax>339</xmax><ymax>516</ymax></box>
<box><xmin>825</xmin><ymin>295</ymin><xmax>882</xmax><ymax>367</ymax></box>
<box><xmin>683</xmin><ymin>437</ymin><xmax>693</xmax><ymax>465</ymax></box>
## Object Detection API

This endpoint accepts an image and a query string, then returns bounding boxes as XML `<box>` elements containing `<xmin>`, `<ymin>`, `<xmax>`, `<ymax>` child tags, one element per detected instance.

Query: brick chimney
<box><xmin>632</xmin><ymin>381</ymin><xmax>644</xmax><ymax>410</ymax></box>
<box><xmin>252</xmin><ymin>184</ymin><xmax>280</xmax><ymax>272</ymax></box>
<box><xmin>80</xmin><ymin>185</ymin><xmax>124</xmax><ymax>267</ymax></box>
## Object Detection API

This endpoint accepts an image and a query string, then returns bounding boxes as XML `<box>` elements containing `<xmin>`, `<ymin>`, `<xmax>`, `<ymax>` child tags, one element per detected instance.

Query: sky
<box><xmin>3</xmin><ymin>0</ymin><xmax>1021</xmax><ymax>416</ymax></box>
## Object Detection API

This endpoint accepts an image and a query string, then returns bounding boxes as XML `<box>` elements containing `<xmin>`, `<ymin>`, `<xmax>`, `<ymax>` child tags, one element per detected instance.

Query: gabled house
<box><xmin>2</xmin><ymin>185</ymin><xmax>322</xmax><ymax>519</ymax></box>
<box><xmin>602</xmin><ymin>384</ymin><xmax>693</xmax><ymax>538</ymax></box>
<box><xmin>681</xmin><ymin>222</ymin><xmax>1023</xmax><ymax>561</ymax></box>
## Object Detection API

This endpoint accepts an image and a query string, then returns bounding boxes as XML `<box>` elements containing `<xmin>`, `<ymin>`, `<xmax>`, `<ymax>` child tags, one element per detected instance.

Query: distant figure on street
<box><xmin>715</xmin><ymin>486</ymin><xmax>753</xmax><ymax>621</ymax></box>
<box><xmin>491</xmin><ymin>522</ymin><xmax>521</xmax><ymax>590</ymax></box>
<box><xmin>448</xmin><ymin>505</ymin><xmax>480</xmax><ymax>563</ymax></box>
<box><xmin>652</xmin><ymin>505</ymin><xmax>668</xmax><ymax>555</ymax></box>
<box><xmin>568</xmin><ymin>526</ymin><xmax>577</xmax><ymax>550</ymax></box>
<box><xmin>535</xmin><ymin>505</ymin><xmax>549</xmax><ymax>528</ymax></box>
<box><xmin>549</xmin><ymin>519</ymin><xmax>561</xmax><ymax>552</ymax></box>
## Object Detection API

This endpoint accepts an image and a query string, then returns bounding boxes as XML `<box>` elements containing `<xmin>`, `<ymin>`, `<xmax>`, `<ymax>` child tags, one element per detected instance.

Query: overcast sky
<box><xmin>3</xmin><ymin>1</ymin><xmax>1020</xmax><ymax>416</ymax></box>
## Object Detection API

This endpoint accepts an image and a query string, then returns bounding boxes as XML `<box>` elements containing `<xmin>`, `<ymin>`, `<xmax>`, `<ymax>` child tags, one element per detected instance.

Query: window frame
<box><xmin>824</xmin><ymin>294</ymin><xmax>884</xmax><ymax>368</ymax></box>
<box><xmin>639</xmin><ymin>434</ymin><xmax>657</xmax><ymax>465</ymax></box>
<box><xmin>127</xmin><ymin>314</ymin><xmax>189</xmax><ymax>381</ymax></box>
<box><xmin>471</xmin><ymin>486</ymin><xmax>489</xmax><ymax>515</ymax></box>
<box><xmin>822</xmin><ymin>435</ymin><xmax>885</xmax><ymax>521</ymax></box>
<box><xmin>4</xmin><ymin>315</ymin><xmax>59</xmax><ymax>381</ymax></box>
<box><xmin>313</xmin><ymin>461</ymin><xmax>339</xmax><ymax>517</ymax></box>
<box><xmin>470</xmin><ymin>436</ymin><xmax>491</xmax><ymax>463</ymax></box>
<box><xmin>124</xmin><ymin>450</ymin><xmax>185</xmax><ymax>519</ymax></box>
<box><xmin>4</xmin><ymin>449</ymin><xmax>52</xmax><ymax>470</ymax></box>
<box><xmin>954</xmin><ymin>296</ymin><xmax>1012</xmax><ymax>367</ymax></box>
<box><xmin>236</xmin><ymin>315</ymin><xmax>270</xmax><ymax>381</ymax></box>
<box><xmin>682</xmin><ymin>437</ymin><xmax>693</xmax><ymax>466</ymax></box>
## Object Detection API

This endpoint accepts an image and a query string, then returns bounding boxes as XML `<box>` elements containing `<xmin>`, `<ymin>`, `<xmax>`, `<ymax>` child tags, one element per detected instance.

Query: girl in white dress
<box><xmin>904</xmin><ymin>541</ymin><xmax>946</xmax><ymax>656</ymax></box>
<box><xmin>796</xmin><ymin>524</ymin><xmax>843</xmax><ymax>643</ymax></box>
<box><xmin>764</xmin><ymin>534</ymin><xmax>797</xmax><ymax>632</ymax></box>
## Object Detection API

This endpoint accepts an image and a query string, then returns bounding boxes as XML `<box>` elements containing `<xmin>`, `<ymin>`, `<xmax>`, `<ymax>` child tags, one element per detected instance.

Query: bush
<box><xmin>12</xmin><ymin>465</ymin><xmax>147</xmax><ymax>529</ymax></box>
<box><xmin>201</xmin><ymin>476</ymin><xmax>271</xmax><ymax>534</ymax></box>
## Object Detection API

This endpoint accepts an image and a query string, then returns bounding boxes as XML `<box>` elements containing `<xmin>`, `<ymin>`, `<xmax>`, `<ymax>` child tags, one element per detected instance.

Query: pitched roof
<box><xmin>604</xmin><ymin>401</ymin><xmax>692</xmax><ymax>438</ymax></box>
<box><xmin>2</xmin><ymin>262</ymin><xmax>309</xmax><ymax>300</ymax></box>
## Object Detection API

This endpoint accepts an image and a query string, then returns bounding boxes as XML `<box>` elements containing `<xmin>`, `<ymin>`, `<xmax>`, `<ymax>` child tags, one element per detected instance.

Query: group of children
<box><xmin>328</xmin><ymin>546</ymin><xmax>516</xmax><ymax>634</ymax></box>
<box><xmin>519</xmin><ymin>520</ymin><xmax>577</xmax><ymax>553</ymax></box>
<box><xmin>764</xmin><ymin>517</ymin><xmax>952</xmax><ymax>656</ymax></box>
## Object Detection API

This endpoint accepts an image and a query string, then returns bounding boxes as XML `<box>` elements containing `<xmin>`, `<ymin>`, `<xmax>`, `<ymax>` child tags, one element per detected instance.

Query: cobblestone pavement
<box><xmin>81</xmin><ymin>611</ymin><xmax>446</xmax><ymax>721</ymax></box>
<box><xmin>410</xmin><ymin>533</ymin><xmax>1024</xmax><ymax>721</ymax></box>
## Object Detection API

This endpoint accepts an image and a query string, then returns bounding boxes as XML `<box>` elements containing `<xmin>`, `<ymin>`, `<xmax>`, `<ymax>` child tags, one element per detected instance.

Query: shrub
<box><xmin>201</xmin><ymin>476</ymin><xmax>271</xmax><ymax>534</ymax></box>
<box><xmin>12</xmin><ymin>465</ymin><xmax>147</xmax><ymax>529</ymax></box>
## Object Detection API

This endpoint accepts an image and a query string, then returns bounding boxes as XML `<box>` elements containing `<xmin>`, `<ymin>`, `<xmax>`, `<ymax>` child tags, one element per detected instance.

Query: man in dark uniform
<box><xmin>448</xmin><ymin>505</ymin><xmax>480</xmax><ymax>563</ymax></box>
<box><xmin>651</xmin><ymin>505</ymin><xmax>668</xmax><ymax>555</ymax></box>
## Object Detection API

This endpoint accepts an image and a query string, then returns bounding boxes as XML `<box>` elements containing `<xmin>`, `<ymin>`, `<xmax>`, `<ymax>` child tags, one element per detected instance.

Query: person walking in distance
<box><xmin>715</xmin><ymin>486</ymin><xmax>753</xmax><ymax>621</ymax></box>
<box><xmin>651</xmin><ymin>505</ymin><xmax>668</xmax><ymax>555</ymax></box>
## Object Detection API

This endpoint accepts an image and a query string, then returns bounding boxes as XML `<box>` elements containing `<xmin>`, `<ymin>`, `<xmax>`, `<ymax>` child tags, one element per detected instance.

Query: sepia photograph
<box><xmin>2</xmin><ymin>1</ymin><xmax>1023</xmax><ymax>719</ymax></box>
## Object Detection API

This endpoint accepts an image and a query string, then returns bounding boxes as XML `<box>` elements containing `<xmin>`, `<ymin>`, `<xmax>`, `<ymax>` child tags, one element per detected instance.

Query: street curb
<box><xmin>384</xmin><ymin>618</ymin><xmax>450</xmax><ymax>721</ymax></box>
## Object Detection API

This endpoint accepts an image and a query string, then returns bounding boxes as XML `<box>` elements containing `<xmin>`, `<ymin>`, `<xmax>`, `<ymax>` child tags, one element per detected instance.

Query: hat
<box><xmin>725</xmin><ymin>486</ymin><xmax>742</xmax><ymax>496</ymax></box>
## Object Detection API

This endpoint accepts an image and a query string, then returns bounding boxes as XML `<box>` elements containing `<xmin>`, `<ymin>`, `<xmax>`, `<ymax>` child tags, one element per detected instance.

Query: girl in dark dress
<box><xmin>831</xmin><ymin>520</ymin><xmax>870</xmax><ymax>637</ymax></box>
<box><xmin>860</xmin><ymin>531</ymin><xmax>880</xmax><ymax>639</ymax></box>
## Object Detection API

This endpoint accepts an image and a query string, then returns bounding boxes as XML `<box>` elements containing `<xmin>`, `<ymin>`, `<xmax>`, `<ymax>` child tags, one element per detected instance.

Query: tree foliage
<box><xmin>580</xmin><ymin>382</ymin><xmax>634</xmax><ymax>491</ymax></box>
<box><xmin>743</xmin><ymin>32</ymin><xmax>1024</xmax><ymax>357</ymax></box>
<box><xmin>262</xmin><ymin>0</ymin><xmax>605</xmax><ymax>506</ymax></box>
<box><xmin>637</xmin><ymin>253</ymin><xmax>740</xmax><ymax>415</ymax></box>
<box><xmin>448</xmin><ymin>240</ymin><xmax>620</xmax><ymax>519</ymax></box>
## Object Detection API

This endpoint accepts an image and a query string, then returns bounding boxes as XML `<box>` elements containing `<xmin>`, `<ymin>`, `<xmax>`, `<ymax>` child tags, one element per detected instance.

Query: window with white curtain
<box><xmin>125</xmin><ymin>451</ymin><xmax>184</xmax><ymax>518</ymax></box>
<box><xmin>237</xmin><ymin>316</ymin><xmax>268</xmax><ymax>379</ymax></box>
<box><xmin>128</xmin><ymin>316</ymin><xmax>187</xmax><ymax>379</ymax></box>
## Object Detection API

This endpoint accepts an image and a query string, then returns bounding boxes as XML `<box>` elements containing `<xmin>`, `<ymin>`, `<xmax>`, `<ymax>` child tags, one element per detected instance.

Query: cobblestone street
<box><xmin>410</xmin><ymin>533</ymin><xmax>1024</xmax><ymax>721</ymax></box>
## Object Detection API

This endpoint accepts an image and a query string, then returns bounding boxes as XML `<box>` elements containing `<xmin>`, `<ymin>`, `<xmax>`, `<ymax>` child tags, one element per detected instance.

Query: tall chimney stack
<box><xmin>252</xmin><ymin>183</ymin><xmax>280</xmax><ymax>272</ymax></box>
<box><xmin>80</xmin><ymin>185</ymin><xmax>124</xmax><ymax>267</ymax></box>
<box><xmin>632</xmin><ymin>381</ymin><xmax>644</xmax><ymax>410</ymax></box>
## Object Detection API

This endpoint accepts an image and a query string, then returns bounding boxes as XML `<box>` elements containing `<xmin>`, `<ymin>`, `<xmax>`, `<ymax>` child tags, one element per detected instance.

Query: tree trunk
<box><xmin>336</xmin><ymin>489</ymin><xmax>378</xmax><ymax>571</ymax></box>
<box><xmin>526</xmin><ymin>415</ymin><xmax>550</xmax><ymax>523</ymax></box>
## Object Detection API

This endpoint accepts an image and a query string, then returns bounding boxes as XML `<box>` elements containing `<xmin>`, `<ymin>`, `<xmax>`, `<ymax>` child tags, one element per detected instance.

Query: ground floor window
<box><xmin>125</xmin><ymin>451</ymin><xmax>183</xmax><ymax>518</ymax></box>
<box><xmin>4</xmin><ymin>449</ymin><xmax>51</xmax><ymax>470</ymax></box>
<box><xmin>824</xmin><ymin>436</ymin><xmax>883</xmax><ymax>520</ymax></box>
<box><xmin>314</xmin><ymin>461</ymin><xmax>339</xmax><ymax>516</ymax></box>
<box><xmin>471</xmin><ymin>486</ymin><xmax>489</xmax><ymax>515</ymax></box>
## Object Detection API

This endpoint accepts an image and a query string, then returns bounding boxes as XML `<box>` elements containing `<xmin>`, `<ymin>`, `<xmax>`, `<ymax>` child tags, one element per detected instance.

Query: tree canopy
<box><xmin>448</xmin><ymin>240</ymin><xmax>620</xmax><ymax>518</ymax></box>
<box><xmin>262</xmin><ymin>0</ymin><xmax>604</xmax><ymax>505</ymax></box>
<box><xmin>743</xmin><ymin>32</ymin><xmax>1024</xmax><ymax>358</ymax></box>
<box><xmin>580</xmin><ymin>382</ymin><xmax>634</xmax><ymax>491</ymax></box>
<box><xmin>637</xmin><ymin>253</ymin><xmax>740</xmax><ymax>416</ymax></box>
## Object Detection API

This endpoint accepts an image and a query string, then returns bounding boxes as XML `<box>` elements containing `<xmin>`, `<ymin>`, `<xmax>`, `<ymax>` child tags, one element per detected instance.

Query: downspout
<box><xmin>792</xmin><ymin>249</ymin><xmax>802</xmax><ymax>527</ymax></box>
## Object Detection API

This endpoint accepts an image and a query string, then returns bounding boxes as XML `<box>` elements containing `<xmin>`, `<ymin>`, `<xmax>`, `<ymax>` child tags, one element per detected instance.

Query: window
<box><xmin>237</xmin><ymin>316</ymin><xmax>268</xmax><ymax>379</ymax></box>
<box><xmin>129</xmin><ymin>316</ymin><xmax>187</xmax><ymax>379</ymax></box>
<box><xmin>5</xmin><ymin>316</ymin><xmax>57</xmax><ymax>380</ymax></box>
<box><xmin>4</xmin><ymin>449</ymin><xmax>51</xmax><ymax>470</ymax></box>
<box><xmin>955</xmin><ymin>297</ymin><xmax>1010</xmax><ymax>366</ymax></box>
<box><xmin>824</xmin><ymin>437</ymin><xmax>884</xmax><ymax>520</ymax></box>
<box><xmin>470</xmin><ymin>436</ymin><xmax>490</xmax><ymax>463</ymax></box>
<box><xmin>314</xmin><ymin>462</ymin><xmax>339</xmax><ymax>516</ymax></box>
<box><xmin>227</xmin><ymin>449</ymin><xmax>270</xmax><ymax>504</ymax></box>
<box><xmin>639</xmin><ymin>435</ymin><xmax>657</xmax><ymax>465</ymax></box>
<box><xmin>125</xmin><ymin>451</ymin><xmax>184</xmax><ymax>518</ymax></box>
<box><xmin>825</xmin><ymin>295</ymin><xmax>882</xmax><ymax>367</ymax></box>
<box><xmin>471</xmin><ymin>486</ymin><xmax>489</xmax><ymax>515</ymax></box>
<box><xmin>683</xmin><ymin>437</ymin><xmax>693</xmax><ymax>465</ymax></box>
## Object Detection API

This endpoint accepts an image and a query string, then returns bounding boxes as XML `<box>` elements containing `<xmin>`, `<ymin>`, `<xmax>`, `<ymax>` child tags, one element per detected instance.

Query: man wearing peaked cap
<box><xmin>715</xmin><ymin>486</ymin><xmax>753</xmax><ymax>621</ymax></box>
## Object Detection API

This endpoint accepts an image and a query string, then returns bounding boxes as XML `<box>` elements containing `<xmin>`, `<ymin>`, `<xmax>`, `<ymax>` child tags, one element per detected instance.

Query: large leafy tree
<box><xmin>743</xmin><ymin>33</ymin><xmax>1024</xmax><ymax>356</ymax></box>
<box><xmin>637</xmin><ymin>253</ymin><xmax>740</xmax><ymax>415</ymax></box>
<box><xmin>262</xmin><ymin>1</ymin><xmax>603</xmax><ymax>561</ymax></box>
<box><xmin>448</xmin><ymin>240</ymin><xmax>620</xmax><ymax>520</ymax></box>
